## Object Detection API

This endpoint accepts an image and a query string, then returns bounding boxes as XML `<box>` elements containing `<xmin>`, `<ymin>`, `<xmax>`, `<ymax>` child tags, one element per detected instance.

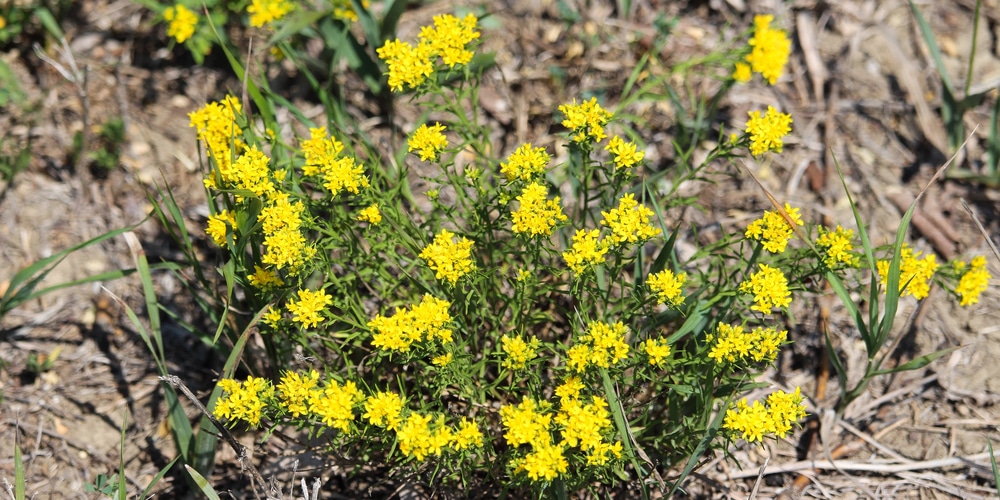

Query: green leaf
<box><xmin>14</xmin><ymin>442</ymin><xmax>25</xmax><ymax>500</ymax></box>
<box><xmin>869</xmin><ymin>345</ymin><xmax>961</xmax><ymax>377</ymax></box>
<box><xmin>990</xmin><ymin>440</ymin><xmax>1000</xmax><ymax>498</ymax></box>
<box><xmin>185</xmin><ymin>464</ymin><xmax>222</xmax><ymax>500</ymax></box>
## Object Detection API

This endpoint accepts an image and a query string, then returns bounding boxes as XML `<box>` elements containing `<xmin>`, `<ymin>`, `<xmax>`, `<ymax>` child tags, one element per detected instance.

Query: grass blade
<box><xmin>184</xmin><ymin>464</ymin><xmax>221</xmax><ymax>500</ymax></box>
<box><xmin>14</xmin><ymin>441</ymin><xmax>25</xmax><ymax>500</ymax></box>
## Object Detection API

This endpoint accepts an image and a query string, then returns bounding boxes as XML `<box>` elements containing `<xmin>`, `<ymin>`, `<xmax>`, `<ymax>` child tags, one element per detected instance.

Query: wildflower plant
<box><xmin>143</xmin><ymin>9</ymin><xmax>996</xmax><ymax>498</ymax></box>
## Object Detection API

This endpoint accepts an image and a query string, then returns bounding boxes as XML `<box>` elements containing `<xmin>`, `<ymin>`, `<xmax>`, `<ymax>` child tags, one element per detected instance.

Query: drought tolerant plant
<box><xmin>142</xmin><ymin>9</ymin><xmax>992</xmax><ymax>496</ymax></box>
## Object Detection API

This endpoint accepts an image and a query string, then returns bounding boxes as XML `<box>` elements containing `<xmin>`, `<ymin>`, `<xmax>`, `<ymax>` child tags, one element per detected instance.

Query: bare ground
<box><xmin>2</xmin><ymin>0</ymin><xmax>1000</xmax><ymax>498</ymax></box>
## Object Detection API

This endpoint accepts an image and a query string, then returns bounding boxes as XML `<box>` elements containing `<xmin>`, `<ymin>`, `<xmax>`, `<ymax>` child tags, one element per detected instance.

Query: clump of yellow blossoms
<box><xmin>600</xmin><ymin>193</ymin><xmax>662</xmax><ymax>248</ymax></box>
<box><xmin>501</xmin><ymin>335</ymin><xmax>542</xmax><ymax>370</ymax></box>
<box><xmin>739</xmin><ymin>264</ymin><xmax>792</xmax><ymax>314</ymax></box>
<box><xmin>723</xmin><ymin>387</ymin><xmax>806</xmax><ymax>443</ymax></box>
<box><xmin>605</xmin><ymin>135</ymin><xmax>644</xmax><ymax>169</ymax></box>
<box><xmin>745</xmin><ymin>106</ymin><xmax>793</xmax><ymax>156</ymax></box>
<box><xmin>876</xmin><ymin>244</ymin><xmax>939</xmax><ymax>300</ymax></box>
<box><xmin>258</xmin><ymin>193</ymin><xmax>315</xmax><ymax>271</ymax></box>
<box><xmin>248</xmin><ymin>265</ymin><xmax>283</xmax><ymax>290</ymax></box>
<box><xmin>377</xmin><ymin>13</ymin><xmax>479</xmax><ymax>92</ymax></box>
<box><xmin>640</xmin><ymin>338</ymin><xmax>672</xmax><ymax>367</ymax></box>
<box><xmin>745</xmin><ymin>203</ymin><xmax>803</xmax><ymax>253</ymax></box>
<box><xmin>500</xmin><ymin>143</ymin><xmax>550</xmax><ymax>182</ymax></box>
<box><xmin>368</xmin><ymin>294</ymin><xmax>453</xmax><ymax>353</ymax></box>
<box><xmin>300</xmin><ymin>127</ymin><xmax>370</xmax><ymax>196</ymax></box>
<box><xmin>363</xmin><ymin>391</ymin><xmax>405</xmax><ymax>430</ymax></box>
<box><xmin>248</xmin><ymin>0</ymin><xmax>293</xmax><ymax>28</ymax></box>
<box><xmin>164</xmin><ymin>4</ymin><xmax>197</xmax><ymax>44</ymax></box>
<box><xmin>559</xmin><ymin>97</ymin><xmax>614</xmax><ymax>143</ymax></box>
<box><xmin>286</xmin><ymin>288</ymin><xmax>332</xmax><ymax>329</ymax></box>
<box><xmin>563</xmin><ymin>229</ymin><xmax>608</xmax><ymax>275</ymax></box>
<box><xmin>734</xmin><ymin>14</ymin><xmax>791</xmax><ymax>85</ymax></box>
<box><xmin>816</xmin><ymin>225</ymin><xmax>859</xmax><ymax>268</ymax></box>
<box><xmin>554</xmin><ymin>394</ymin><xmax>621</xmax><ymax>466</ymax></box>
<box><xmin>408</xmin><ymin>122</ymin><xmax>448</xmax><ymax>161</ymax></box>
<box><xmin>566</xmin><ymin>321</ymin><xmax>630</xmax><ymax>372</ymax></box>
<box><xmin>206</xmin><ymin>209</ymin><xmax>236</xmax><ymax>246</ymax></box>
<box><xmin>510</xmin><ymin>182</ymin><xmax>567</xmax><ymax>237</ymax></box>
<box><xmin>419</xmin><ymin>229</ymin><xmax>476</xmax><ymax>285</ymax></box>
<box><xmin>647</xmin><ymin>269</ymin><xmax>687</xmax><ymax>307</ymax></box>
<box><xmin>955</xmin><ymin>256</ymin><xmax>991</xmax><ymax>306</ymax></box>
<box><xmin>357</xmin><ymin>203</ymin><xmax>382</xmax><ymax>225</ymax></box>
<box><xmin>707</xmin><ymin>323</ymin><xmax>787</xmax><ymax>364</ymax></box>
<box><xmin>189</xmin><ymin>95</ymin><xmax>244</xmax><ymax>180</ymax></box>
<box><xmin>330</xmin><ymin>0</ymin><xmax>368</xmax><ymax>22</ymax></box>
<box><xmin>213</xmin><ymin>376</ymin><xmax>274</xmax><ymax>427</ymax></box>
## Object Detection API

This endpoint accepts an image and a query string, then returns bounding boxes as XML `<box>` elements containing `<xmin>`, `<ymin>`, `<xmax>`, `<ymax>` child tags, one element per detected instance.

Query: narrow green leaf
<box><xmin>32</xmin><ymin>7</ymin><xmax>65</xmax><ymax>39</ymax></box>
<box><xmin>869</xmin><ymin>345</ymin><xmax>960</xmax><ymax>377</ymax></box>
<box><xmin>184</xmin><ymin>464</ymin><xmax>222</xmax><ymax>500</ymax></box>
<box><xmin>140</xmin><ymin>457</ymin><xmax>180</xmax><ymax>499</ymax></box>
<box><xmin>14</xmin><ymin>442</ymin><xmax>25</xmax><ymax>500</ymax></box>
<box><xmin>380</xmin><ymin>0</ymin><xmax>409</xmax><ymax>41</ymax></box>
<box><xmin>116</xmin><ymin>414</ymin><xmax>128</xmax><ymax>500</ymax></box>
<box><xmin>667</xmin><ymin>395</ymin><xmax>728</xmax><ymax>497</ymax></box>
<box><xmin>989</xmin><ymin>440</ymin><xmax>1000</xmax><ymax>498</ymax></box>
<box><xmin>908</xmin><ymin>0</ymin><xmax>954</xmax><ymax>95</ymax></box>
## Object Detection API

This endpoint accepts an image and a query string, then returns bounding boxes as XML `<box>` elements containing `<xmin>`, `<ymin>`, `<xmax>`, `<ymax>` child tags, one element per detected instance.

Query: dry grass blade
<box><xmin>960</xmin><ymin>198</ymin><xmax>1000</xmax><ymax>265</ymax></box>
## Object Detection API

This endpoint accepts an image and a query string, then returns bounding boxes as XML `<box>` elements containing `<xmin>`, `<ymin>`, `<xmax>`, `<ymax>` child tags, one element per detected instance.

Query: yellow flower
<box><xmin>500</xmin><ymin>335</ymin><xmax>542</xmax><ymax>370</ymax></box>
<box><xmin>555</xmin><ymin>376</ymin><xmax>585</xmax><ymax>401</ymax></box>
<box><xmin>164</xmin><ymin>4</ymin><xmax>197</xmax><ymax>44</ymax></box>
<box><xmin>408</xmin><ymin>122</ymin><xmax>448</xmax><ymax>161</ymax></box>
<box><xmin>213</xmin><ymin>376</ymin><xmax>274</xmax><ymax>427</ymax></box>
<box><xmin>559</xmin><ymin>97</ymin><xmax>613</xmax><ymax>143</ymax></box>
<box><xmin>876</xmin><ymin>245</ymin><xmax>939</xmax><ymax>300</ymax></box>
<box><xmin>517</xmin><ymin>441</ymin><xmax>568</xmax><ymax>481</ymax></box>
<box><xmin>276</xmin><ymin>369</ymin><xmax>320</xmax><ymax>418</ymax></box>
<box><xmin>555</xmin><ymin>395</ymin><xmax>612</xmax><ymax>452</ymax></box>
<box><xmin>510</xmin><ymin>182</ymin><xmax>567</xmax><ymax>237</ymax></box>
<box><xmin>451</xmin><ymin>418</ymin><xmax>483</xmax><ymax>450</ymax></box>
<box><xmin>0</xmin><ymin>16</ymin><xmax>6</xmax><ymax>30</ymax></box>
<box><xmin>363</xmin><ymin>391</ymin><xmax>404</xmax><ymax>430</ymax></box>
<box><xmin>765</xmin><ymin>387</ymin><xmax>807</xmax><ymax>437</ymax></box>
<box><xmin>432</xmin><ymin>352</ymin><xmax>453</xmax><ymax>366</ymax></box>
<box><xmin>739</xmin><ymin>264</ymin><xmax>792</xmax><ymax>314</ymax></box>
<box><xmin>396</xmin><ymin>413</ymin><xmax>439</xmax><ymax>461</ymax></box>
<box><xmin>418</xmin><ymin>13</ymin><xmax>480</xmax><ymax>67</ymax></box>
<box><xmin>500</xmin><ymin>397</ymin><xmax>552</xmax><ymax>447</ymax></box>
<box><xmin>357</xmin><ymin>203</ymin><xmax>382</xmax><ymax>225</ymax></box>
<box><xmin>500</xmin><ymin>143</ymin><xmax>550</xmax><ymax>182</ymax></box>
<box><xmin>419</xmin><ymin>229</ymin><xmax>475</xmax><ymax>285</ymax></box>
<box><xmin>723</xmin><ymin>387</ymin><xmax>806</xmax><ymax>443</ymax></box>
<box><xmin>744</xmin><ymin>203</ymin><xmax>803</xmax><ymax>253</ymax></box>
<box><xmin>708</xmin><ymin>322</ymin><xmax>787</xmax><ymax>364</ymax></box>
<box><xmin>816</xmin><ymin>225</ymin><xmax>859</xmax><ymax>268</ymax></box>
<box><xmin>567</xmin><ymin>321</ymin><xmax>630</xmax><ymax>372</ymax></box>
<box><xmin>600</xmin><ymin>193</ymin><xmax>662</xmax><ymax>248</ymax></box>
<box><xmin>605</xmin><ymin>135</ymin><xmax>644</xmax><ymax>169</ymax></box>
<box><xmin>262</xmin><ymin>306</ymin><xmax>282</xmax><ymax>328</ymax></box>
<box><xmin>286</xmin><ymin>288</ymin><xmax>332</xmax><ymax>329</ymax></box>
<box><xmin>189</xmin><ymin>96</ymin><xmax>243</xmax><ymax>177</ymax></box>
<box><xmin>331</xmin><ymin>0</ymin><xmax>368</xmax><ymax>22</ymax></box>
<box><xmin>745</xmin><ymin>105</ymin><xmax>792</xmax><ymax>155</ymax></box>
<box><xmin>248</xmin><ymin>265</ymin><xmax>283</xmax><ymax>290</ymax></box>
<box><xmin>368</xmin><ymin>294</ymin><xmax>453</xmax><ymax>353</ymax></box>
<box><xmin>641</xmin><ymin>338</ymin><xmax>672</xmax><ymax>367</ymax></box>
<box><xmin>563</xmin><ymin>229</ymin><xmax>607</xmax><ymax>275</ymax></box>
<box><xmin>733</xmin><ymin>62</ymin><xmax>752</xmax><ymax>83</ymax></box>
<box><xmin>376</xmin><ymin>38</ymin><xmax>435</xmax><ymax>91</ymax></box>
<box><xmin>744</xmin><ymin>14</ymin><xmax>791</xmax><ymax>85</ymax></box>
<box><xmin>956</xmin><ymin>256</ymin><xmax>990</xmax><ymax>306</ymax></box>
<box><xmin>206</xmin><ymin>209</ymin><xmax>236</xmax><ymax>246</ymax></box>
<box><xmin>247</xmin><ymin>0</ymin><xmax>293</xmax><ymax>27</ymax></box>
<box><xmin>308</xmin><ymin>379</ymin><xmax>363</xmax><ymax>432</ymax></box>
<box><xmin>647</xmin><ymin>269</ymin><xmax>687</xmax><ymax>307</ymax></box>
<box><xmin>258</xmin><ymin>194</ymin><xmax>315</xmax><ymax>272</ymax></box>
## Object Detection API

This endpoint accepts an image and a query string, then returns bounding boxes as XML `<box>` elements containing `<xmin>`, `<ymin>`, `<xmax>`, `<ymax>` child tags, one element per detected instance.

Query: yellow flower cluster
<box><xmin>566</xmin><ymin>321</ymin><xmax>630</xmax><ymax>372</ymax></box>
<box><xmin>600</xmin><ymin>193</ymin><xmax>662</xmax><ymax>248</ymax></box>
<box><xmin>723</xmin><ymin>387</ymin><xmax>806</xmax><ymax>443</ymax></box>
<box><xmin>647</xmin><ymin>269</ymin><xmax>687</xmax><ymax>307</ymax></box>
<box><xmin>206</xmin><ymin>209</ymin><xmax>236</xmax><ymax>246</ymax></box>
<box><xmin>419</xmin><ymin>229</ymin><xmax>476</xmax><ymax>285</ymax></box>
<box><xmin>876</xmin><ymin>245</ymin><xmax>939</xmax><ymax>300</ymax></box>
<box><xmin>368</xmin><ymin>294</ymin><xmax>453</xmax><ymax>353</ymax></box>
<box><xmin>286</xmin><ymin>288</ymin><xmax>332</xmax><ymax>329</ymax></box>
<box><xmin>164</xmin><ymin>4</ymin><xmax>197</xmax><ymax>44</ymax></box>
<box><xmin>408</xmin><ymin>122</ymin><xmax>448</xmax><ymax>161</ymax></box>
<box><xmin>816</xmin><ymin>225</ymin><xmax>859</xmax><ymax>268</ymax></box>
<box><xmin>300</xmin><ymin>127</ymin><xmax>370</xmax><ymax>196</ymax></box>
<box><xmin>248</xmin><ymin>265</ymin><xmax>283</xmax><ymax>290</ymax></box>
<box><xmin>640</xmin><ymin>337</ymin><xmax>672</xmax><ymax>367</ymax></box>
<box><xmin>739</xmin><ymin>264</ymin><xmax>792</xmax><ymax>314</ymax></box>
<box><xmin>554</xmin><ymin>394</ymin><xmax>622</xmax><ymax>466</ymax></box>
<box><xmin>357</xmin><ymin>203</ymin><xmax>382</xmax><ymax>225</ymax></box>
<box><xmin>377</xmin><ymin>13</ymin><xmax>479</xmax><ymax>92</ymax></box>
<box><xmin>258</xmin><ymin>193</ymin><xmax>315</xmax><ymax>271</ymax></box>
<box><xmin>605</xmin><ymin>135</ymin><xmax>644</xmax><ymax>169</ymax></box>
<box><xmin>562</xmin><ymin>229</ymin><xmax>608</xmax><ymax>275</ymax></box>
<box><xmin>330</xmin><ymin>0</ymin><xmax>368</xmax><ymax>22</ymax></box>
<box><xmin>500</xmin><ymin>143</ymin><xmax>550</xmax><ymax>182</ymax></box>
<box><xmin>248</xmin><ymin>0</ymin><xmax>293</xmax><ymax>28</ymax></box>
<box><xmin>734</xmin><ymin>15</ymin><xmax>791</xmax><ymax>85</ymax></box>
<box><xmin>559</xmin><ymin>97</ymin><xmax>614</xmax><ymax>143</ymax></box>
<box><xmin>510</xmin><ymin>182</ymin><xmax>567</xmax><ymax>237</ymax></box>
<box><xmin>213</xmin><ymin>376</ymin><xmax>274</xmax><ymax>427</ymax></box>
<box><xmin>745</xmin><ymin>203</ymin><xmax>803</xmax><ymax>253</ymax></box>
<box><xmin>706</xmin><ymin>323</ymin><xmax>787</xmax><ymax>364</ymax></box>
<box><xmin>363</xmin><ymin>392</ymin><xmax>483</xmax><ymax>461</ymax></box>
<box><xmin>955</xmin><ymin>256</ymin><xmax>991</xmax><ymax>306</ymax></box>
<box><xmin>501</xmin><ymin>335</ymin><xmax>542</xmax><ymax>370</ymax></box>
<box><xmin>189</xmin><ymin>95</ymin><xmax>244</xmax><ymax>181</ymax></box>
<box><xmin>745</xmin><ymin>106</ymin><xmax>793</xmax><ymax>156</ymax></box>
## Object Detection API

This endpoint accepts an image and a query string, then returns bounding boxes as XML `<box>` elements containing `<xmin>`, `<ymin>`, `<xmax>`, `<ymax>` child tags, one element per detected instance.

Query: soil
<box><xmin>2</xmin><ymin>0</ymin><xmax>1000</xmax><ymax>498</ymax></box>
